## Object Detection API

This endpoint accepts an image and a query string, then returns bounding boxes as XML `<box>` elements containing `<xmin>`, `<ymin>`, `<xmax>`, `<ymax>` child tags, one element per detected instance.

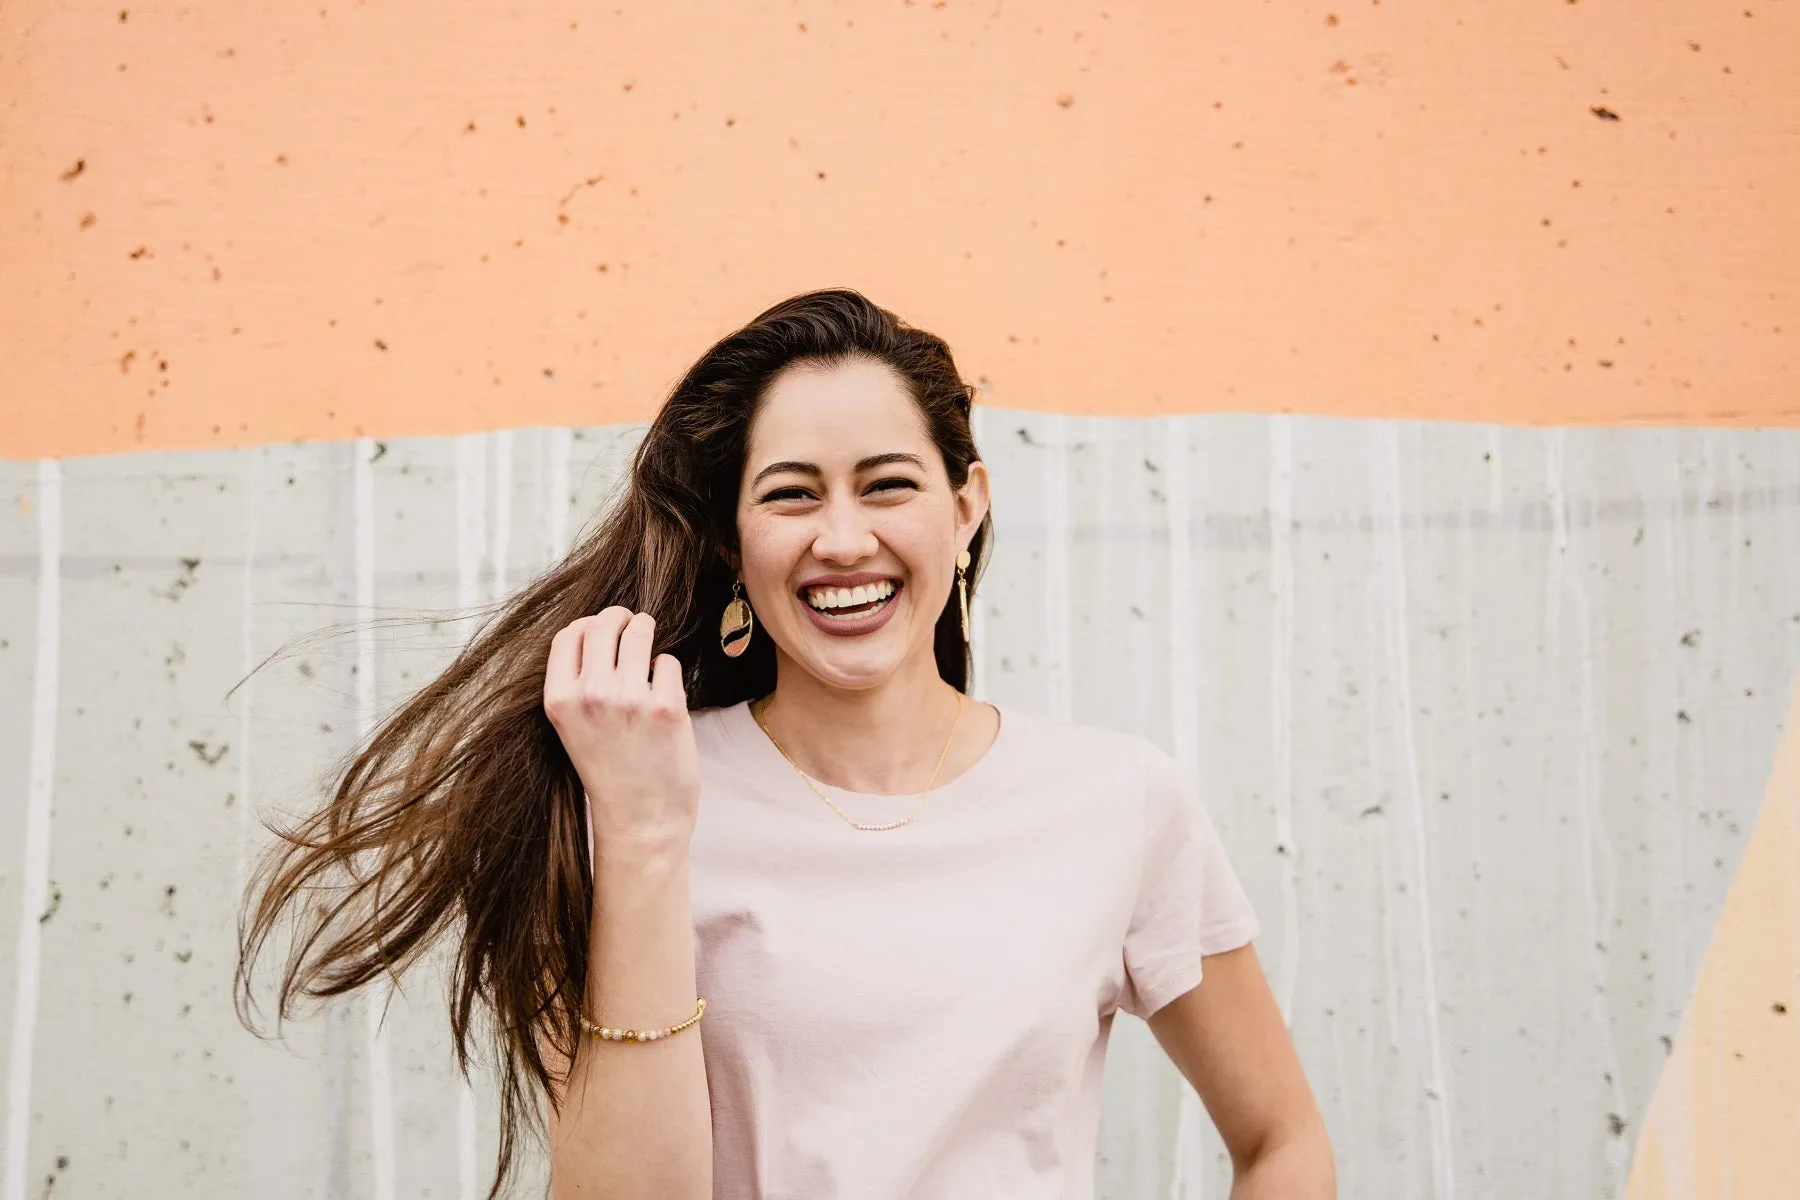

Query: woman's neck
<box><xmin>756</xmin><ymin>655</ymin><xmax>974</xmax><ymax>795</ymax></box>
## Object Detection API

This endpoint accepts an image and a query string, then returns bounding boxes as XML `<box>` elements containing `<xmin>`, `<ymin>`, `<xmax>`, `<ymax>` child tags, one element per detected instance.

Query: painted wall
<box><xmin>3</xmin><ymin>422</ymin><xmax>1798</xmax><ymax>1197</ymax></box>
<box><xmin>4</xmin><ymin>2</ymin><xmax>1799</xmax><ymax>1198</ymax></box>
<box><xmin>3</xmin><ymin>0</ymin><xmax>1799</xmax><ymax>460</ymax></box>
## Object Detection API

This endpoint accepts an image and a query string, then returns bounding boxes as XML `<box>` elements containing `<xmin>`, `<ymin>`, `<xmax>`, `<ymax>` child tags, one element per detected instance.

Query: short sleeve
<box><xmin>1117</xmin><ymin>745</ymin><xmax>1260</xmax><ymax>1020</ymax></box>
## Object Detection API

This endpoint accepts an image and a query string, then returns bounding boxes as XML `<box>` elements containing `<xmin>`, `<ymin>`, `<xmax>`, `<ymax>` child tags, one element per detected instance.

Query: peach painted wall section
<box><xmin>1625</xmin><ymin>668</ymin><xmax>1800</xmax><ymax>1200</ymax></box>
<box><xmin>3</xmin><ymin>1</ymin><xmax>1799</xmax><ymax>461</ymax></box>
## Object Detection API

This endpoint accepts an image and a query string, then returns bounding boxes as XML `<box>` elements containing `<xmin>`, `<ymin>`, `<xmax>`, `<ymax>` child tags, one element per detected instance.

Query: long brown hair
<box><xmin>235</xmin><ymin>288</ymin><xmax>992</xmax><ymax>1198</ymax></box>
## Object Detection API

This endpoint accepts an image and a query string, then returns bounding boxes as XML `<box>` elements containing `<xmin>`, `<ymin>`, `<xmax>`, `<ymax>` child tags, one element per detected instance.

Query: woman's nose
<box><xmin>811</xmin><ymin>499</ymin><xmax>878</xmax><ymax>564</ymax></box>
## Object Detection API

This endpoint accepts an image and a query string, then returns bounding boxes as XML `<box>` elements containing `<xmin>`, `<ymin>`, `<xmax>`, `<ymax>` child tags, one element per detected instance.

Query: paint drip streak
<box><xmin>1043</xmin><ymin>414</ymin><xmax>1072</xmax><ymax>721</ymax></box>
<box><xmin>1163</xmin><ymin>418</ymin><xmax>1207</xmax><ymax>1200</ymax></box>
<box><xmin>234</xmin><ymin>455</ymin><xmax>259</xmax><ymax>903</ymax></box>
<box><xmin>356</xmin><ymin>438</ymin><xmax>397</xmax><ymax>1200</ymax></box>
<box><xmin>545</xmin><ymin>427</ymin><xmax>572</xmax><ymax>563</ymax></box>
<box><xmin>3</xmin><ymin>461</ymin><xmax>62</xmax><ymax>1200</ymax></box>
<box><xmin>231</xmin><ymin>455</ymin><xmax>267</xmax><ymax>1196</ymax></box>
<box><xmin>492</xmin><ymin>430</ymin><xmax>513</xmax><ymax>599</ymax></box>
<box><xmin>455</xmin><ymin>434</ymin><xmax>488</xmax><ymax>1199</ymax></box>
<box><xmin>1548</xmin><ymin>435</ymin><xmax>1629</xmax><ymax>1196</ymax></box>
<box><xmin>1269</xmin><ymin>417</ymin><xmax>1301</xmax><ymax>1024</ymax></box>
<box><xmin>458</xmin><ymin>436</ymin><xmax>487</xmax><ymax>611</ymax></box>
<box><xmin>1375</xmin><ymin>427</ymin><xmax>1456</xmax><ymax>1197</ymax></box>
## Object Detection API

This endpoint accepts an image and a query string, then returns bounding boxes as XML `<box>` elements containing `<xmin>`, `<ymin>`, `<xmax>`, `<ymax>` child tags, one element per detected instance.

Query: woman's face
<box><xmin>735</xmin><ymin>357</ymin><xmax>989</xmax><ymax>693</ymax></box>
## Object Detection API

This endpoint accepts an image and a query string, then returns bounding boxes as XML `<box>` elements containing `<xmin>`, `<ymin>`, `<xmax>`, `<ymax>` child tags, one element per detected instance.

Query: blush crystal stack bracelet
<box><xmin>580</xmin><ymin>997</ymin><xmax>707</xmax><ymax>1043</ymax></box>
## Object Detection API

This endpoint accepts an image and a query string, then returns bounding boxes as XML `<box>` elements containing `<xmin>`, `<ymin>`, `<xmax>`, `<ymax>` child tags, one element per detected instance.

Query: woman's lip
<box><xmin>799</xmin><ymin>581</ymin><xmax>904</xmax><ymax>638</ymax></box>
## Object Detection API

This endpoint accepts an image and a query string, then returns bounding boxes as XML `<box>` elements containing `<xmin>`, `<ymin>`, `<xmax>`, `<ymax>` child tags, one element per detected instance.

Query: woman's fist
<box><xmin>543</xmin><ymin>607</ymin><xmax>700</xmax><ymax>863</ymax></box>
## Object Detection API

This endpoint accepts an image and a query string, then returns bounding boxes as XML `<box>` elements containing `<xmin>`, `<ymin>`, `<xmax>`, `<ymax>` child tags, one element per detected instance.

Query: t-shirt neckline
<box><xmin>719</xmin><ymin>694</ymin><xmax>1017</xmax><ymax>817</ymax></box>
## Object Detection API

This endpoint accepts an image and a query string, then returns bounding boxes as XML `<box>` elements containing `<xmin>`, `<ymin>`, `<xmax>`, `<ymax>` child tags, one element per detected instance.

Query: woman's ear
<box><xmin>956</xmin><ymin>460</ymin><xmax>992</xmax><ymax>547</ymax></box>
<box><xmin>716</xmin><ymin>543</ymin><xmax>741</xmax><ymax>577</ymax></box>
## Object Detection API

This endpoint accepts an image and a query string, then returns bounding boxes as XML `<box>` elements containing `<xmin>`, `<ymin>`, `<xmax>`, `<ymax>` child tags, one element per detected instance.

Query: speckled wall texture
<box><xmin>3</xmin><ymin>2</ymin><xmax>1799</xmax><ymax>1198</ymax></box>
<box><xmin>4</xmin><ymin>419</ymin><xmax>1799</xmax><ymax>1197</ymax></box>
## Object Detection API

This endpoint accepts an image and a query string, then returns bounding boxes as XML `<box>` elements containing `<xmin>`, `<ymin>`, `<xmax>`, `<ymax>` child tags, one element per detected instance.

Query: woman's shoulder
<box><xmin>992</xmin><ymin>707</ymin><xmax>1177</xmax><ymax>776</ymax></box>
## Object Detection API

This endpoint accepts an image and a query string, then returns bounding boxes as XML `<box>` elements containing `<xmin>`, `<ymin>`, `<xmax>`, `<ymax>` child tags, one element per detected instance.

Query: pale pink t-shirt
<box><xmin>684</xmin><ymin>700</ymin><xmax>1259</xmax><ymax>1200</ymax></box>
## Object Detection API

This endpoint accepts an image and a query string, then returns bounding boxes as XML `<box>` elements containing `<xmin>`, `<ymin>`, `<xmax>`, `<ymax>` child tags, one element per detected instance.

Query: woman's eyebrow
<box><xmin>750</xmin><ymin>452</ymin><xmax>926</xmax><ymax>488</ymax></box>
<box><xmin>853</xmin><ymin>451</ymin><xmax>927</xmax><ymax>474</ymax></box>
<box><xmin>750</xmin><ymin>460</ymin><xmax>818</xmax><ymax>487</ymax></box>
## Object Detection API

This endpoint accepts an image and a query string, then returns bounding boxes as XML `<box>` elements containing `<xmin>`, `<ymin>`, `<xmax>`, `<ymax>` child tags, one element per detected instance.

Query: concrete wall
<box><xmin>4</xmin><ymin>1</ymin><xmax>1799</xmax><ymax>1197</ymax></box>
<box><xmin>4</xmin><ymin>419</ymin><xmax>1799</xmax><ymax>1197</ymax></box>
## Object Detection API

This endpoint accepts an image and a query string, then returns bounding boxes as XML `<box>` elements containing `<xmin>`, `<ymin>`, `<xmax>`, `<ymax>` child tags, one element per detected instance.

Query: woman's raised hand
<box><xmin>543</xmin><ymin>607</ymin><xmax>701</xmax><ymax>861</ymax></box>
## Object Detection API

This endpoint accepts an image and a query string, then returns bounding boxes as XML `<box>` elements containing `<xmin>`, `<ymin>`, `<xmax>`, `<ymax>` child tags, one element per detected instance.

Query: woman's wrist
<box><xmin>593</xmin><ymin>829</ymin><xmax>692</xmax><ymax>875</ymax></box>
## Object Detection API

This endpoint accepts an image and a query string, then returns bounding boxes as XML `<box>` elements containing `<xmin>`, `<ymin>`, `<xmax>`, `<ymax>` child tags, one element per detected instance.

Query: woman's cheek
<box><xmin>882</xmin><ymin>511</ymin><xmax>952</xmax><ymax>581</ymax></box>
<box><xmin>738</xmin><ymin>515</ymin><xmax>798</xmax><ymax>583</ymax></box>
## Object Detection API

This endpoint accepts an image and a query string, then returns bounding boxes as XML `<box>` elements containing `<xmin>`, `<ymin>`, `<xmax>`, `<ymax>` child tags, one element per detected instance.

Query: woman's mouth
<box><xmin>798</xmin><ymin>578</ymin><xmax>904</xmax><ymax>636</ymax></box>
<box><xmin>805</xmin><ymin>579</ymin><xmax>897</xmax><ymax>618</ymax></box>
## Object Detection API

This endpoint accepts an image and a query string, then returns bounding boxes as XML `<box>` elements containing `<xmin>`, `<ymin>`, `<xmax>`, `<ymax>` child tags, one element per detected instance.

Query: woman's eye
<box><xmin>762</xmin><ymin>487</ymin><xmax>813</xmax><ymax>502</ymax></box>
<box><xmin>867</xmin><ymin>477</ymin><xmax>918</xmax><ymax>494</ymax></box>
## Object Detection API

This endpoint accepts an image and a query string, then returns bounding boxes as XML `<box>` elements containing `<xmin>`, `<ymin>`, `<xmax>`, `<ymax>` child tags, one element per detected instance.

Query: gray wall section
<box><xmin>1</xmin><ymin>416</ymin><xmax>1797</xmax><ymax>1198</ymax></box>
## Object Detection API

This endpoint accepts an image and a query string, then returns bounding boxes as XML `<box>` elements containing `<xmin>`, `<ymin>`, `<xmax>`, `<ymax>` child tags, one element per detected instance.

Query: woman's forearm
<box><xmin>548</xmin><ymin>846</ymin><xmax>712</xmax><ymax>1199</ymax></box>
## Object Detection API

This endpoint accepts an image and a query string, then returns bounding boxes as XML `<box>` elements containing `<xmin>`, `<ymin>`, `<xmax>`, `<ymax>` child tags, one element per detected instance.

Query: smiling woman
<box><xmin>736</xmin><ymin>359</ymin><xmax>989</xmax><ymax>710</ymax></box>
<box><xmin>234</xmin><ymin>288</ymin><xmax>1333</xmax><ymax>1200</ymax></box>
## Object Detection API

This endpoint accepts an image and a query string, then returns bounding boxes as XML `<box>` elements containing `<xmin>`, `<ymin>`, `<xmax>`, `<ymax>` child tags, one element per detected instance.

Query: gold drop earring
<box><xmin>955</xmin><ymin>549</ymin><xmax>971</xmax><ymax>643</ymax></box>
<box><xmin>720</xmin><ymin>579</ymin><xmax>754</xmax><ymax>658</ymax></box>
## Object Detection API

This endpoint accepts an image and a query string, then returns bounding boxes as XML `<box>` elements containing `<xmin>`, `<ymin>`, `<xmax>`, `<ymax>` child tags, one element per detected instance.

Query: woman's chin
<box><xmin>794</xmin><ymin>652</ymin><xmax>906</xmax><ymax>694</ymax></box>
<box><xmin>778</xmin><ymin>626</ymin><xmax>915</xmax><ymax>692</ymax></box>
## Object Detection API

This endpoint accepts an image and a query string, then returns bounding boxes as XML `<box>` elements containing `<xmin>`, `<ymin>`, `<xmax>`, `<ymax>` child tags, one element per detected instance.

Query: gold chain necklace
<box><xmin>751</xmin><ymin>692</ymin><xmax>965</xmax><ymax>831</ymax></box>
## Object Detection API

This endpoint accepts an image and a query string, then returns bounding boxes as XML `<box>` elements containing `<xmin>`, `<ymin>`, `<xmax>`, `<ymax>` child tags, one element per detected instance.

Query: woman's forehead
<box><xmin>749</xmin><ymin>360</ymin><xmax>931</xmax><ymax>460</ymax></box>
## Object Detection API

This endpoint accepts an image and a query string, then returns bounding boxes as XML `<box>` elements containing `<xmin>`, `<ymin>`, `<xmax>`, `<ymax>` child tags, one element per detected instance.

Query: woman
<box><xmin>238</xmin><ymin>289</ymin><xmax>1334</xmax><ymax>1198</ymax></box>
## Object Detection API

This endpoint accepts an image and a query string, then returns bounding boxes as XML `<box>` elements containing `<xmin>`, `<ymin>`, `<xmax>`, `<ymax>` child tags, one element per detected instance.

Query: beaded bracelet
<box><xmin>579</xmin><ymin>997</ymin><xmax>707</xmax><ymax>1043</ymax></box>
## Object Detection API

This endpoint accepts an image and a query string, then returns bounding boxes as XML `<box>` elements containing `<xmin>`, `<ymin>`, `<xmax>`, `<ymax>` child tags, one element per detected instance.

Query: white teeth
<box><xmin>806</xmin><ymin>580</ymin><xmax>896</xmax><ymax>611</ymax></box>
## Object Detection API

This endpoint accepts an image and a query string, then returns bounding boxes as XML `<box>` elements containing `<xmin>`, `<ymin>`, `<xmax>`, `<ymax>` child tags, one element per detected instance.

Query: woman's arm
<box><xmin>544</xmin><ymin>844</ymin><xmax>712</xmax><ymax>1199</ymax></box>
<box><xmin>1146</xmin><ymin>943</ymin><xmax>1335</xmax><ymax>1199</ymax></box>
<box><xmin>540</xmin><ymin>608</ymin><xmax>713</xmax><ymax>1199</ymax></box>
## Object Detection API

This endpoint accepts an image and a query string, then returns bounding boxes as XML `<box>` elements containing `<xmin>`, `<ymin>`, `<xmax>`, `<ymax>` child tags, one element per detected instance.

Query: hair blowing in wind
<box><xmin>233</xmin><ymin>288</ymin><xmax>991</xmax><ymax>1198</ymax></box>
